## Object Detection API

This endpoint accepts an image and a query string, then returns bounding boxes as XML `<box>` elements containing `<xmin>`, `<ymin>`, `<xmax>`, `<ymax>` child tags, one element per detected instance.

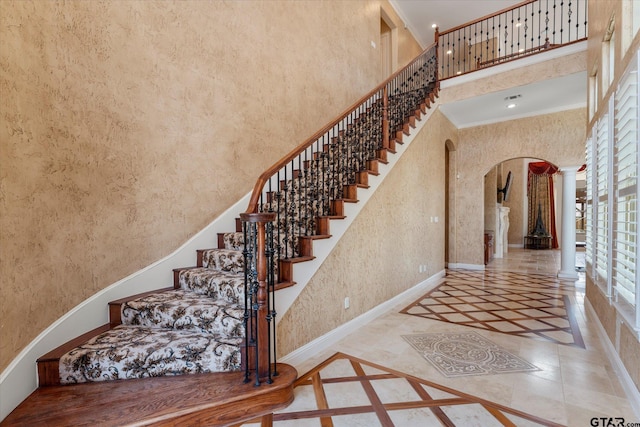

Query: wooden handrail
<box><xmin>244</xmin><ymin>41</ymin><xmax>438</xmax><ymax>214</ymax></box>
<box><xmin>438</xmin><ymin>0</ymin><xmax>535</xmax><ymax>36</ymax></box>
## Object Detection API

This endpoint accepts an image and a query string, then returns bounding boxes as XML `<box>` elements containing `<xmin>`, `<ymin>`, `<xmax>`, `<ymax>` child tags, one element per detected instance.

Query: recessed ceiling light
<box><xmin>432</xmin><ymin>24</ymin><xmax>438</xmax><ymax>29</ymax></box>
<box><xmin>446</xmin><ymin>50</ymin><xmax>452</xmax><ymax>55</ymax></box>
<box><xmin>519</xmin><ymin>48</ymin><xmax>525</xmax><ymax>53</ymax></box>
<box><xmin>456</xmin><ymin>71</ymin><xmax>462</xmax><ymax>75</ymax></box>
<box><xmin>507</xmin><ymin>103</ymin><xmax>517</xmax><ymax>109</ymax></box>
<box><xmin>515</xmin><ymin>22</ymin><xmax>522</xmax><ymax>27</ymax></box>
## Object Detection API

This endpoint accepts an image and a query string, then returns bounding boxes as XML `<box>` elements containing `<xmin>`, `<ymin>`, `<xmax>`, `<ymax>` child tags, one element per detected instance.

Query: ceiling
<box><xmin>439</xmin><ymin>70</ymin><xmax>587</xmax><ymax>128</ymax></box>
<box><xmin>389</xmin><ymin>0</ymin><xmax>587</xmax><ymax>129</ymax></box>
<box><xmin>389</xmin><ymin>0</ymin><xmax>524</xmax><ymax>48</ymax></box>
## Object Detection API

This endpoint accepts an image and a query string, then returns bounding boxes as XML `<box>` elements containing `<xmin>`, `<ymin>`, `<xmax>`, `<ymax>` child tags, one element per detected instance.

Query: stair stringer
<box><xmin>274</xmin><ymin>99</ymin><xmax>440</xmax><ymax>324</ymax></box>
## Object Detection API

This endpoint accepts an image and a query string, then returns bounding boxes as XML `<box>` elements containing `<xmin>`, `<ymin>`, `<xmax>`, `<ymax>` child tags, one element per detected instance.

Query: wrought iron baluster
<box><xmin>265</xmin><ymin>220</ymin><xmax>276</xmax><ymax>381</ymax></box>
<box><xmin>552</xmin><ymin>0</ymin><xmax>557</xmax><ymax>44</ymax></box>
<box><xmin>276</xmin><ymin>170</ymin><xmax>282</xmax><ymax>260</ymax></box>
<box><xmin>517</xmin><ymin>7</ymin><xmax>521</xmax><ymax>54</ymax></box>
<box><xmin>560</xmin><ymin>0</ymin><xmax>564</xmax><ymax>44</ymax></box>
<box><xmin>242</xmin><ymin>221</ymin><xmax>252</xmax><ymax>384</ymax></box>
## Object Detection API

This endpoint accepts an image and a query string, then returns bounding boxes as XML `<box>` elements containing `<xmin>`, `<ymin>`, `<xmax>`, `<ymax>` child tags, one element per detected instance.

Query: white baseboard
<box><xmin>585</xmin><ymin>300</ymin><xmax>640</xmax><ymax>418</ymax></box>
<box><xmin>281</xmin><ymin>270</ymin><xmax>445</xmax><ymax>367</ymax></box>
<box><xmin>447</xmin><ymin>263</ymin><xmax>485</xmax><ymax>271</ymax></box>
<box><xmin>508</xmin><ymin>243</ymin><xmax>524</xmax><ymax>248</ymax></box>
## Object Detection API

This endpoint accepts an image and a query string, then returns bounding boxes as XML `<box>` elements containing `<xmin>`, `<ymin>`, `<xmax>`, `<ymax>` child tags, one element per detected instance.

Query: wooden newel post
<box><xmin>382</xmin><ymin>86</ymin><xmax>389</xmax><ymax>150</ymax></box>
<box><xmin>240</xmin><ymin>211</ymin><xmax>276</xmax><ymax>383</ymax></box>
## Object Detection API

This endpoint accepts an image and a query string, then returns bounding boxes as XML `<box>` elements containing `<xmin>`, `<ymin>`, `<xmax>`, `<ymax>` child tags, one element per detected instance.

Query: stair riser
<box><xmin>178</xmin><ymin>268</ymin><xmax>245</xmax><ymax>305</ymax></box>
<box><xmin>121</xmin><ymin>301</ymin><xmax>245</xmax><ymax>337</ymax></box>
<box><xmin>58</xmin><ymin>327</ymin><xmax>243</xmax><ymax>384</ymax></box>
<box><xmin>198</xmin><ymin>248</ymin><xmax>245</xmax><ymax>273</ymax></box>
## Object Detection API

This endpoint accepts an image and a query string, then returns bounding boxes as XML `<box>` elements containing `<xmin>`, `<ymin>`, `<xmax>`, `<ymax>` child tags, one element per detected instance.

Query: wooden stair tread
<box><xmin>280</xmin><ymin>255</ymin><xmax>315</xmax><ymax>264</ymax></box>
<box><xmin>3</xmin><ymin>364</ymin><xmax>297</xmax><ymax>427</ymax></box>
<box><xmin>339</xmin><ymin>197</ymin><xmax>358</xmax><ymax>203</ymax></box>
<box><xmin>275</xmin><ymin>281</ymin><xmax>296</xmax><ymax>291</ymax></box>
<box><xmin>108</xmin><ymin>286</ymin><xmax>174</xmax><ymax>306</ymax></box>
<box><xmin>302</xmin><ymin>234</ymin><xmax>332</xmax><ymax>240</ymax></box>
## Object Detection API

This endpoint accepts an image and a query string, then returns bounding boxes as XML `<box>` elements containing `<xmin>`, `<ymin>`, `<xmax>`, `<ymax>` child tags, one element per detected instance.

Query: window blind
<box><xmin>585</xmin><ymin>134</ymin><xmax>594</xmax><ymax>267</ymax></box>
<box><xmin>613</xmin><ymin>53</ymin><xmax>639</xmax><ymax>314</ymax></box>
<box><xmin>595</xmin><ymin>113</ymin><xmax>610</xmax><ymax>290</ymax></box>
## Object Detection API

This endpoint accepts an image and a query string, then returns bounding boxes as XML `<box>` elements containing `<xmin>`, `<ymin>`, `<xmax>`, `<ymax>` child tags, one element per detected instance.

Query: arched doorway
<box><xmin>483</xmin><ymin>157</ymin><xmax>562</xmax><ymax>263</ymax></box>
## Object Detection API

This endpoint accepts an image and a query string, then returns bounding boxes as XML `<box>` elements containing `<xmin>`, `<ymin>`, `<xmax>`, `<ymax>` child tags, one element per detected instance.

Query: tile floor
<box><xmin>245</xmin><ymin>248</ymin><xmax>639</xmax><ymax>426</ymax></box>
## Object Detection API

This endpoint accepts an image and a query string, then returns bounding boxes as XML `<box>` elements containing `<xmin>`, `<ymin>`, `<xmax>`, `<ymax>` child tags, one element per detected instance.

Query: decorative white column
<box><xmin>558</xmin><ymin>166</ymin><xmax>580</xmax><ymax>280</ymax></box>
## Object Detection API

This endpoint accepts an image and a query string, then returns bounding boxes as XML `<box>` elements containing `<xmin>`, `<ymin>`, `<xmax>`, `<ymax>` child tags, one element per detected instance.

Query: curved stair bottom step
<box><xmin>3</xmin><ymin>364</ymin><xmax>297</xmax><ymax>427</ymax></box>
<box><xmin>121</xmin><ymin>289</ymin><xmax>244</xmax><ymax>337</ymax></box>
<box><xmin>59</xmin><ymin>325</ymin><xmax>243</xmax><ymax>384</ymax></box>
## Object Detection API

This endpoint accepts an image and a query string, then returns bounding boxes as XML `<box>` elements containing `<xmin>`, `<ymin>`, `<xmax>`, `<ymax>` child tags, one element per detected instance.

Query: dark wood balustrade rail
<box><xmin>436</xmin><ymin>0</ymin><xmax>587</xmax><ymax>79</ymax></box>
<box><xmin>244</xmin><ymin>41</ymin><xmax>438</xmax><ymax>215</ymax></box>
<box><xmin>239</xmin><ymin>40</ymin><xmax>439</xmax><ymax>386</ymax></box>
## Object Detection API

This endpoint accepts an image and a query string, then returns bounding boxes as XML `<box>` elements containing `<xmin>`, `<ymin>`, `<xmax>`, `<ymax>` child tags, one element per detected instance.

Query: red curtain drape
<box><xmin>527</xmin><ymin>161</ymin><xmax>559</xmax><ymax>249</ymax></box>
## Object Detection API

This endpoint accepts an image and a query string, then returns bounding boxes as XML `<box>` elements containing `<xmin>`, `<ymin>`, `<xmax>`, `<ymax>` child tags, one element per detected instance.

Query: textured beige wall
<box><xmin>502</xmin><ymin>158</ymin><xmax>526</xmax><ymax>245</ymax></box>
<box><xmin>379</xmin><ymin>2</ymin><xmax>424</xmax><ymax>70</ymax></box>
<box><xmin>586</xmin><ymin>0</ymin><xmax>640</xmax><ymax>125</ymax></box>
<box><xmin>620</xmin><ymin>322</ymin><xmax>640</xmax><ymax>391</ymax></box>
<box><xmin>586</xmin><ymin>276</ymin><xmax>640</xmax><ymax>391</ymax></box>
<box><xmin>483</xmin><ymin>167</ymin><xmax>497</xmax><ymax>232</ymax></box>
<box><xmin>0</xmin><ymin>0</ymin><xmax>421</xmax><ymax>372</ymax></box>
<box><xmin>278</xmin><ymin>110</ymin><xmax>457</xmax><ymax>356</ymax></box>
<box><xmin>456</xmin><ymin>108</ymin><xmax>586</xmax><ymax>265</ymax></box>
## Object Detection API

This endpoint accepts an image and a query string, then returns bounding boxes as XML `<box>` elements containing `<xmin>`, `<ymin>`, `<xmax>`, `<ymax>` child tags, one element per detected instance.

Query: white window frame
<box><xmin>589</xmin><ymin>49</ymin><xmax>640</xmax><ymax>333</ymax></box>
<box><xmin>612</xmin><ymin>50</ymin><xmax>640</xmax><ymax>331</ymax></box>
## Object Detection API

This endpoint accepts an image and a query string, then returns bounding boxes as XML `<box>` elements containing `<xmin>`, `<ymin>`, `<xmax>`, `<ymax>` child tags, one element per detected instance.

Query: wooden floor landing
<box><xmin>2</xmin><ymin>364</ymin><xmax>296</xmax><ymax>426</ymax></box>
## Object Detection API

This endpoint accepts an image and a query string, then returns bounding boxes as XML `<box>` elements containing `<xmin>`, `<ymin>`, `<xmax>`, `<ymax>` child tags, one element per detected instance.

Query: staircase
<box><xmin>37</xmin><ymin>235</ymin><xmax>247</xmax><ymax>386</ymax></box>
<box><xmin>3</xmin><ymin>42</ymin><xmax>439</xmax><ymax>426</ymax></box>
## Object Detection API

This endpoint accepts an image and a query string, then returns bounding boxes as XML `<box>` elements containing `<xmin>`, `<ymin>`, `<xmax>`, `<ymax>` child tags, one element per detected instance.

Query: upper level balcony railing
<box><xmin>436</xmin><ymin>0</ymin><xmax>588</xmax><ymax>80</ymax></box>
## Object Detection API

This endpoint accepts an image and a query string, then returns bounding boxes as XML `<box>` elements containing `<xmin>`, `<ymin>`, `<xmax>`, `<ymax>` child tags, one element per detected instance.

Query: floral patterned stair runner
<box><xmin>121</xmin><ymin>289</ymin><xmax>244</xmax><ymax>337</ymax></box>
<box><xmin>178</xmin><ymin>268</ymin><xmax>244</xmax><ymax>304</ymax></box>
<box><xmin>57</xmin><ymin>241</ymin><xmax>247</xmax><ymax>384</ymax></box>
<box><xmin>58</xmin><ymin>325</ymin><xmax>242</xmax><ymax>384</ymax></box>
<box><xmin>221</xmin><ymin>232</ymin><xmax>244</xmax><ymax>251</ymax></box>
<box><xmin>200</xmin><ymin>248</ymin><xmax>244</xmax><ymax>273</ymax></box>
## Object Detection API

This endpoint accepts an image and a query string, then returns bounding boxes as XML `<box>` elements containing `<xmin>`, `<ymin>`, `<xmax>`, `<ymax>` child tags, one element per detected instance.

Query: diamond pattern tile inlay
<box><xmin>257</xmin><ymin>353</ymin><xmax>563</xmax><ymax>426</ymax></box>
<box><xmin>401</xmin><ymin>270</ymin><xmax>585</xmax><ymax>348</ymax></box>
